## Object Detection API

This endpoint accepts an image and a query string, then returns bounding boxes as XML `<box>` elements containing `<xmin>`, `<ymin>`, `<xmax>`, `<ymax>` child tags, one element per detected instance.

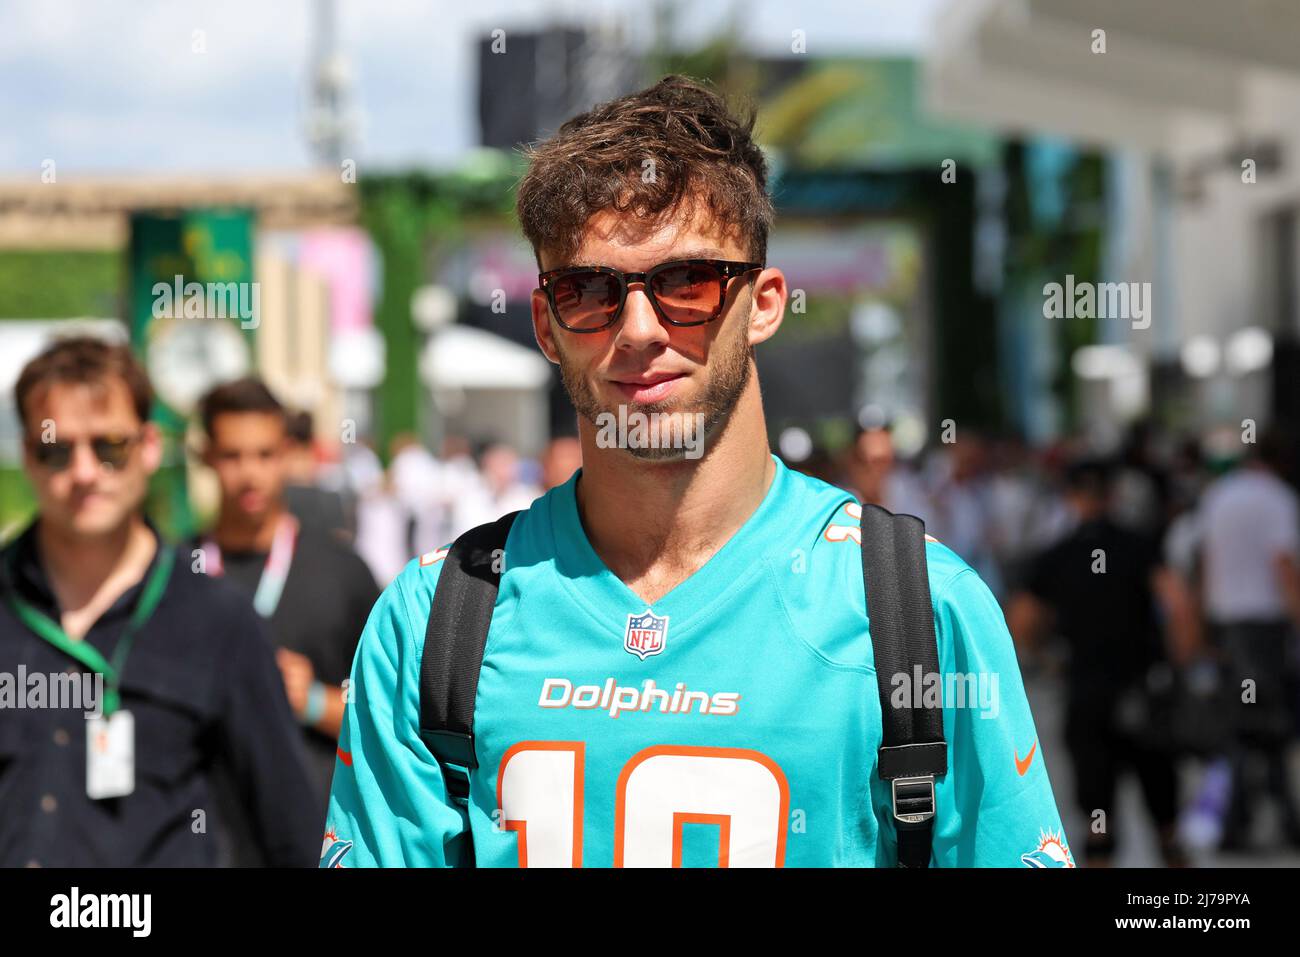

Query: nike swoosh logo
<box><xmin>336</xmin><ymin>747</ymin><xmax>353</xmax><ymax>766</ymax></box>
<box><xmin>1015</xmin><ymin>740</ymin><xmax>1037</xmax><ymax>776</ymax></box>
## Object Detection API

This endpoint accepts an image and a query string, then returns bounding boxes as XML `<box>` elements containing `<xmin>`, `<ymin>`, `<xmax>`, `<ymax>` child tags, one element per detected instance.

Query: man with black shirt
<box><xmin>1007</xmin><ymin>456</ymin><xmax>1200</xmax><ymax>866</ymax></box>
<box><xmin>283</xmin><ymin>409</ymin><xmax>354</xmax><ymax>543</ymax></box>
<box><xmin>194</xmin><ymin>378</ymin><xmax>379</xmax><ymax>856</ymax></box>
<box><xmin>0</xmin><ymin>336</ymin><xmax>317</xmax><ymax>867</ymax></box>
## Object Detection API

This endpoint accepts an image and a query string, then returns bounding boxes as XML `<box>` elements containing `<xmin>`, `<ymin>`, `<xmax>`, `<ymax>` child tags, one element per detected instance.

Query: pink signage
<box><xmin>300</xmin><ymin>227</ymin><xmax>377</xmax><ymax>334</ymax></box>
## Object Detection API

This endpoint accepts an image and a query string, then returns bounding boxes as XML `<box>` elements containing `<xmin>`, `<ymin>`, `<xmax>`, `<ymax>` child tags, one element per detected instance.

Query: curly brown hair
<box><xmin>515</xmin><ymin>75</ymin><xmax>774</xmax><ymax>268</ymax></box>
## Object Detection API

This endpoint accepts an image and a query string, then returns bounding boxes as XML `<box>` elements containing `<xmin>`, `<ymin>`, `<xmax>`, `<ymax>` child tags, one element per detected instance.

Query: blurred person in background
<box><xmin>787</xmin><ymin>442</ymin><xmax>840</xmax><ymax>487</ymax></box>
<box><xmin>1197</xmin><ymin>427</ymin><xmax>1300</xmax><ymax>849</ymax></box>
<box><xmin>194</xmin><ymin>377</ymin><xmax>380</xmax><ymax>862</ymax></box>
<box><xmin>352</xmin><ymin>494</ymin><xmax>405</xmax><ymax>588</ymax></box>
<box><xmin>448</xmin><ymin>440</ymin><xmax>541</xmax><ymax>537</ymax></box>
<box><xmin>388</xmin><ymin>432</ymin><xmax>444</xmax><ymax>559</ymax></box>
<box><xmin>845</xmin><ymin>422</ymin><xmax>893</xmax><ymax>507</ymax></box>
<box><xmin>438</xmin><ymin>434</ymin><xmax>480</xmax><ymax>489</ymax></box>
<box><xmin>282</xmin><ymin>409</ymin><xmax>353</xmax><ymax>543</ymax></box>
<box><xmin>1162</xmin><ymin>437</ymin><xmax>1209</xmax><ymax>586</ymax></box>
<box><xmin>0</xmin><ymin>337</ymin><xmax>316</xmax><ymax>866</ymax></box>
<box><xmin>843</xmin><ymin>417</ymin><xmax>927</xmax><ymax>515</ymax></box>
<box><xmin>982</xmin><ymin>433</ymin><xmax>1051</xmax><ymax>595</ymax></box>
<box><xmin>433</xmin><ymin>434</ymin><xmax>485</xmax><ymax>541</ymax></box>
<box><xmin>1007</xmin><ymin>456</ymin><xmax>1200</xmax><ymax>867</ymax></box>
<box><xmin>1110</xmin><ymin>420</ymin><xmax>1170</xmax><ymax>540</ymax></box>
<box><xmin>336</xmin><ymin>438</ymin><xmax>408</xmax><ymax>586</ymax></box>
<box><xmin>1030</xmin><ymin>441</ymin><xmax>1083</xmax><ymax>552</ymax></box>
<box><xmin>541</xmin><ymin>434</ymin><xmax>583</xmax><ymax>490</ymax></box>
<box><xmin>283</xmin><ymin>409</ymin><xmax>318</xmax><ymax>485</ymax></box>
<box><xmin>350</xmin><ymin>466</ymin><xmax>409</xmax><ymax>588</ymax></box>
<box><xmin>341</xmin><ymin>436</ymin><xmax>385</xmax><ymax>495</ymax></box>
<box><xmin>921</xmin><ymin>433</ymin><xmax>1004</xmax><ymax>600</ymax></box>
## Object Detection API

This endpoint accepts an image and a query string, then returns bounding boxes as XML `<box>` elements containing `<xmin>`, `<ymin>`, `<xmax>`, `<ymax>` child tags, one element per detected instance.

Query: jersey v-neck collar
<box><xmin>547</xmin><ymin>453</ymin><xmax>787</xmax><ymax>637</ymax></box>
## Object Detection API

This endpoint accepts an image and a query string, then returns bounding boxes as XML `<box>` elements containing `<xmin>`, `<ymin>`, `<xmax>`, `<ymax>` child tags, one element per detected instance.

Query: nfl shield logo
<box><xmin>624</xmin><ymin>610</ymin><xmax>669</xmax><ymax>660</ymax></box>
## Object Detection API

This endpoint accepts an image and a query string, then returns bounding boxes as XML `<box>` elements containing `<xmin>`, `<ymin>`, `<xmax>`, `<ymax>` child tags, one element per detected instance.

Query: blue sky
<box><xmin>0</xmin><ymin>0</ymin><xmax>945</xmax><ymax>175</ymax></box>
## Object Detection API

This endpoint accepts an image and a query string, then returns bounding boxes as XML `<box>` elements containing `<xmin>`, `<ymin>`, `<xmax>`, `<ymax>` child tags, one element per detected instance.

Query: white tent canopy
<box><xmin>419</xmin><ymin>324</ymin><xmax>550</xmax><ymax>390</ymax></box>
<box><xmin>419</xmin><ymin>325</ymin><xmax>552</xmax><ymax>457</ymax></box>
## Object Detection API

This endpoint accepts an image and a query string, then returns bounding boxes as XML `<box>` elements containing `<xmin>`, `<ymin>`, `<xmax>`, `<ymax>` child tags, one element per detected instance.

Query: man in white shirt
<box><xmin>388</xmin><ymin>434</ymin><xmax>446</xmax><ymax>558</ymax></box>
<box><xmin>1198</xmin><ymin>429</ymin><xmax>1300</xmax><ymax>849</ymax></box>
<box><xmin>448</xmin><ymin>442</ymin><xmax>540</xmax><ymax>540</ymax></box>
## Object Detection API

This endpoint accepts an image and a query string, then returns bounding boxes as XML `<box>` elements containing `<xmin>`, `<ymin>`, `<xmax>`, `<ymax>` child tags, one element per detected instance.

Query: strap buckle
<box><xmin>891</xmin><ymin>775</ymin><xmax>936</xmax><ymax>825</ymax></box>
<box><xmin>442</xmin><ymin>764</ymin><xmax>472</xmax><ymax>805</ymax></box>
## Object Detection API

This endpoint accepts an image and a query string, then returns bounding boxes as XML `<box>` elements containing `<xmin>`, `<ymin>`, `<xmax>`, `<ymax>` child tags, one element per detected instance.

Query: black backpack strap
<box><xmin>418</xmin><ymin>510</ymin><xmax>520</xmax><ymax>804</ymax></box>
<box><xmin>860</xmin><ymin>502</ymin><xmax>948</xmax><ymax>868</ymax></box>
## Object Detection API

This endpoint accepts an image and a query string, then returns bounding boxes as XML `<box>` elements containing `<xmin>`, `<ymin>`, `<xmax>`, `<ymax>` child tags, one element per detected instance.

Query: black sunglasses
<box><xmin>26</xmin><ymin>432</ymin><xmax>142</xmax><ymax>472</ymax></box>
<box><xmin>539</xmin><ymin>258</ymin><xmax>763</xmax><ymax>333</ymax></box>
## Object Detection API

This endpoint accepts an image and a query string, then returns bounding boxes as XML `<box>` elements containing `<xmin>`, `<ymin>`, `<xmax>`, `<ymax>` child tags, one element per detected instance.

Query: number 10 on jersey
<box><xmin>495</xmin><ymin>742</ymin><xmax>790</xmax><ymax>867</ymax></box>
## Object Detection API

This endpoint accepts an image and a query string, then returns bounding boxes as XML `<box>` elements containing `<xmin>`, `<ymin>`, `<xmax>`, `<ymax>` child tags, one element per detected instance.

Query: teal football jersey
<box><xmin>321</xmin><ymin>455</ymin><xmax>1073</xmax><ymax>868</ymax></box>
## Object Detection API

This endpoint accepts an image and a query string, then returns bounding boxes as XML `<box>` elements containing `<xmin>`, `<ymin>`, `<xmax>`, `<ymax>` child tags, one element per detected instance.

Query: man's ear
<box><xmin>531</xmin><ymin>289</ymin><xmax>561</xmax><ymax>365</ymax></box>
<box><xmin>196</xmin><ymin>430</ymin><xmax>214</xmax><ymax>469</ymax></box>
<box><xmin>746</xmin><ymin>267</ymin><xmax>787</xmax><ymax>346</ymax></box>
<box><xmin>139</xmin><ymin>421</ymin><xmax>164</xmax><ymax>476</ymax></box>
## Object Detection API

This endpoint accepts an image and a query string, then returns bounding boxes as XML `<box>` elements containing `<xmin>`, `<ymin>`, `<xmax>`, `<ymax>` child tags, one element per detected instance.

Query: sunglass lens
<box><xmin>552</xmin><ymin>272</ymin><xmax>622</xmax><ymax>330</ymax></box>
<box><xmin>93</xmin><ymin>437</ymin><xmax>133</xmax><ymax>470</ymax></box>
<box><xmin>651</xmin><ymin>262</ymin><xmax>723</xmax><ymax>325</ymax></box>
<box><xmin>33</xmin><ymin>441</ymin><xmax>72</xmax><ymax>470</ymax></box>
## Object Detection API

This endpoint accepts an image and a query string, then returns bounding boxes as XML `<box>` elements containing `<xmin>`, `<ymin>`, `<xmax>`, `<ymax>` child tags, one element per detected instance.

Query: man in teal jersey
<box><xmin>322</xmin><ymin>75</ymin><xmax>1072</xmax><ymax>868</ymax></box>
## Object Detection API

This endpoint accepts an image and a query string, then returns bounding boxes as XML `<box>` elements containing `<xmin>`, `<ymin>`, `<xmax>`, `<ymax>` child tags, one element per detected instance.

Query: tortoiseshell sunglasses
<box><xmin>539</xmin><ymin>258</ymin><xmax>763</xmax><ymax>332</ymax></box>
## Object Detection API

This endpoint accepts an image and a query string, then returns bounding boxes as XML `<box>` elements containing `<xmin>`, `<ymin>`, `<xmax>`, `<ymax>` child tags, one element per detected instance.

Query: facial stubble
<box><xmin>555</xmin><ymin>300</ymin><xmax>755</xmax><ymax>461</ymax></box>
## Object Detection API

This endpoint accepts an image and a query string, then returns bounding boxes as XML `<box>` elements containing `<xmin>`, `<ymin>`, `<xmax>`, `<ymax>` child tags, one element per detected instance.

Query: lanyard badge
<box><xmin>2</xmin><ymin>541</ymin><xmax>173</xmax><ymax>801</ymax></box>
<box><xmin>200</xmin><ymin>514</ymin><xmax>298</xmax><ymax>618</ymax></box>
<box><xmin>86</xmin><ymin>710</ymin><xmax>135</xmax><ymax>799</ymax></box>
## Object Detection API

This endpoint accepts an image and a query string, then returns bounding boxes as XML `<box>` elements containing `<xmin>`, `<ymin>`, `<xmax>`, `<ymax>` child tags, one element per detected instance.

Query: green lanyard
<box><xmin>2</xmin><ymin>544</ymin><xmax>174</xmax><ymax>717</ymax></box>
